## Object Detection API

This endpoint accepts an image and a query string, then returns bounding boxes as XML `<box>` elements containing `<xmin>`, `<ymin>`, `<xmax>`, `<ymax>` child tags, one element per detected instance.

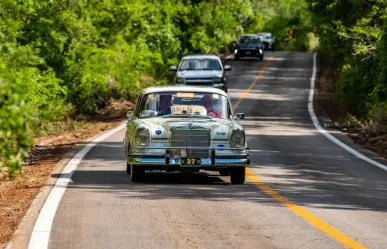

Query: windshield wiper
<box><xmin>161</xmin><ymin>114</ymin><xmax>212</xmax><ymax>119</ymax></box>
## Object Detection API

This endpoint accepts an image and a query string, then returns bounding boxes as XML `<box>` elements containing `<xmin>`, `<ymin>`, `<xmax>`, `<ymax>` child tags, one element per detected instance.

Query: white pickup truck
<box><xmin>257</xmin><ymin>32</ymin><xmax>275</xmax><ymax>51</ymax></box>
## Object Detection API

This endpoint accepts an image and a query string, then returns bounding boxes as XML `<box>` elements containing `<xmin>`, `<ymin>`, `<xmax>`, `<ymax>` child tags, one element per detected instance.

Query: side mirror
<box><xmin>126</xmin><ymin>110</ymin><xmax>134</xmax><ymax>117</ymax></box>
<box><xmin>224</xmin><ymin>65</ymin><xmax>232</xmax><ymax>71</ymax></box>
<box><xmin>169</xmin><ymin>65</ymin><xmax>177</xmax><ymax>72</ymax></box>
<box><xmin>236</xmin><ymin>113</ymin><xmax>245</xmax><ymax>119</ymax></box>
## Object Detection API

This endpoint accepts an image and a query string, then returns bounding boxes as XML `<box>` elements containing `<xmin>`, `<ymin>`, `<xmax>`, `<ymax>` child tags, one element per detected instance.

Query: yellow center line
<box><xmin>232</xmin><ymin>57</ymin><xmax>273</xmax><ymax>110</ymax></box>
<box><xmin>233</xmin><ymin>58</ymin><xmax>368</xmax><ymax>249</ymax></box>
<box><xmin>246</xmin><ymin>169</ymin><xmax>367</xmax><ymax>249</ymax></box>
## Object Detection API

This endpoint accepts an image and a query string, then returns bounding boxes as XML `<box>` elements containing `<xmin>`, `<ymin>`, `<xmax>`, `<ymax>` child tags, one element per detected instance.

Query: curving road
<box><xmin>27</xmin><ymin>52</ymin><xmax>387</xmax><ymax>249</ymax></box>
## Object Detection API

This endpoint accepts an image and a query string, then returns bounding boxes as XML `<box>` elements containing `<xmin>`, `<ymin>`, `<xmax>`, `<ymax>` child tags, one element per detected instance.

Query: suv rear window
<box><xmin>238</xmin><ymin>36</ymin><xmax>261</xmax><ymax>44</ymax></box>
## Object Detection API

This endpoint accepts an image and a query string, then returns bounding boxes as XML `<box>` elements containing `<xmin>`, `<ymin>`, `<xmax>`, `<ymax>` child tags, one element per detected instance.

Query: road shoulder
<box><xmin>1</xmin><ymin>118</ymin><xmax>126</xmax><ymax>249</ymax></box>
<box><xmin>313</xmin><ymin>53</ymin><xmax>387</xmax><ymax>172</ymax></box>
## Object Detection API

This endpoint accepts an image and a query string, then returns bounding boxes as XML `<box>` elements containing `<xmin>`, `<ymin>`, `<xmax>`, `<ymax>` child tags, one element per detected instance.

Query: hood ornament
<box><xmin>188</xmin><ymin>122</ymin><xmax>194</xmax><ymax>129</ymax></box>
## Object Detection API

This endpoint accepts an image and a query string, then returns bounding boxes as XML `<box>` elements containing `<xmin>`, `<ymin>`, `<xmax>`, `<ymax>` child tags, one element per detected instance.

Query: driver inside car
<box><xmin>201</xmin><ymin>94</ymin><xmax>221</xmax><ymax>118</ymax></box>
<box><xmin>158</xmin><ymin>95</ymin><xmax>172</xmax><ymax>116</ymax></box>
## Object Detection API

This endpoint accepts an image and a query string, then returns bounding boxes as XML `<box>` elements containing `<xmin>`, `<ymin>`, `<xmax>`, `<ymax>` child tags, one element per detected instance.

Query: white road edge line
<box><xmin>309</xmin><ymin>52</ymin><xmax>387</xmax><ymax>172</ymax></box>
<box><xmin>27</xmin><ymin>122</ymin><xmax>127</xmax><ymax>249</ymax></box>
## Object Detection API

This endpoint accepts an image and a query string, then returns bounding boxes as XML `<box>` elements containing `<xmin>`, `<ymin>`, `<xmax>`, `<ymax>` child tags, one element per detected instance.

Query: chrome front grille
<box><xmin>185</xmin><ymin>77</ymin><xmax>214</xmax><ymax>81</ymax></box>
<box><xmin>170</xmin><ymin>128</ymin><xmax>210</xmax><ymax>158</ymax></box>
<box><xmin>183</xmin><ymin>77</ymin><xmax>215</xmax><ymax>86</ymax></box>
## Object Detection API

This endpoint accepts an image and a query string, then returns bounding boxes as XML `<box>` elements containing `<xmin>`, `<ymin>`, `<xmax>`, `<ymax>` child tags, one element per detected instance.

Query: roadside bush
<box><xmin>306</xmin><ymin>0</ymin><xmax>387</xmax><ymax>121</ymax></box>
<box><xmin>0</xmin><ymin>75</ymin><xmax>33</xmax><ymax>177</ymax></box>
<box><xmin>0</xmin><ymin>0</ymin><xmax>314</xmax><ymax>177</ymax></box>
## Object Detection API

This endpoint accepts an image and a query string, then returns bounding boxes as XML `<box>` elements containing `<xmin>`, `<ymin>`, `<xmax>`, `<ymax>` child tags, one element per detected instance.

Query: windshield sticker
<box><xmin>212</xmin><ymin>94</ymin><xmax>219</xmax><ymax>99</ymax></box>
<box><xmin>176</xmin><ymin>92</ymin><xmax>195</xmax><ymax>98</ymax></box>
<box><xmin>171</xmin><ymin>105</ymin><xmax>207</xmax><ymax>115</ymax></box>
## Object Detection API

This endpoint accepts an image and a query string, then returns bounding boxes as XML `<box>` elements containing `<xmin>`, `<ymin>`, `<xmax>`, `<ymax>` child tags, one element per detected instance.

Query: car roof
<box><xmin>239</xmin><ymin>34</ymin><xmax>259</xmax><ymax>37</ymax></box>
<box><xmin>181</xmin><ymin>54</ymin><xmax>220</xmax><ymax>60</ymax></box>
<box><xmin>141</xmin><ymin>85</ymin><xmax>228</xmax><ymax>96</ymax></box>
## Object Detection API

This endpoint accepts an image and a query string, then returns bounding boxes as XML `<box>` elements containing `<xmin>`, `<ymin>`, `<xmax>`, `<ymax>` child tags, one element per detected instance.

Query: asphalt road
<box><xmin>44</xmin><ymin>52</ymin><xmax>387</xmax><ymax>249</ymax></box>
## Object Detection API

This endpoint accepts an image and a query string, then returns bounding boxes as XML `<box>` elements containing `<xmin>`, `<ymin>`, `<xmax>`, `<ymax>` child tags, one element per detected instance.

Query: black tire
<box><xmin>223</xmin><ymin>87</ymin><xmax>228</xmax><ymax>93</ymax></box>
<box><xmin>230</xmin><ymin>167</ymin><xmax>245</xmax><ymax>184</ymax></box>
<box><xmin>130</xmin><ymin>165</ymin><xmax>145</xmax><ymax>182</ymax></box>
<box><xmin>126</xmin><ymin>162</ymin><xmax>131</xmax><ymax>175</ymax></box>
<box><xmin>259</xmin><ymin>55</ymin><xmax>264</xmax><ymax>61</ymax></box>
<box><xmin>234</xmin><ymin>55</ymin><xmax>240</xmax><ymax>60</ymax></box>
<box><xmin>219</xmin><ymin>169</ymin><xmax>229</xmax><ymax>176</ymax></box>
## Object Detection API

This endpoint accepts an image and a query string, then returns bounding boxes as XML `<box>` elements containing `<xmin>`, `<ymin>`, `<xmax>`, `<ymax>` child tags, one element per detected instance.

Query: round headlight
<box><xmin>230</xmin><ymin>129</ymin><xmax>245</xmax><ymax>148</ymax></box>
<box><xmin>136</xmin><ymin>128</ymin><xmax>150</xmax><ymax>146</ymax></box>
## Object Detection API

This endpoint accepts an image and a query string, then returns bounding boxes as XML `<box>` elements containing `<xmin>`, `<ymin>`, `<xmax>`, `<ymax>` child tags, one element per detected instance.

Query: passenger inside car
<box><xmin>201</xmin><ymin>95</ymin><xmax>221</xmax><ymax>118</ymax></box>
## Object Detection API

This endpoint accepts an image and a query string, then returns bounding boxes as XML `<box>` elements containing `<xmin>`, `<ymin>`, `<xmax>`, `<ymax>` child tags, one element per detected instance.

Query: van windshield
<box><xmin>179</xmin><ymin>59</ymin><xmax>221</xmax><ymax>71</ymax></box>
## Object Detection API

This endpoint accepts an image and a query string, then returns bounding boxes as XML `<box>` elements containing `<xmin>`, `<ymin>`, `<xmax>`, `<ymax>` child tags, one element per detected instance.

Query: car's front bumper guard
<box><xmin>128</xmin><ymin>146</ymin><xmax>250</xmax><ymax>167</ymax></box>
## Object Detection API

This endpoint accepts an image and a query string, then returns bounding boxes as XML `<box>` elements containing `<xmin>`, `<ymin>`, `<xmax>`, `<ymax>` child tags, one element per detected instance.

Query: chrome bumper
<box><xmin>128</xmin><ymin>146</ymin><xmax>249</xmax><ymax>168</ymax></box>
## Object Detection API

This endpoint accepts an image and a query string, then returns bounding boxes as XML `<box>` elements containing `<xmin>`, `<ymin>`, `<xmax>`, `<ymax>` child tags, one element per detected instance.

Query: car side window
<box><xmin>227</xmin><ymin>102</ymin><xmax>232</xmax><ymax>119</ymax></box>
<box><xmin>136</xmin><ymin>95</ymin><xmax>149</xmax><ymax>118</ymax></box>
<box><xmin>134</xmin><ymin>95</ymin><xmax>143</xmax><ymax>117</ymax></box>
<box><xmin>139</xmin><ymin>95</ymin><xmax>159</xmax><ymax>118</ymax></box>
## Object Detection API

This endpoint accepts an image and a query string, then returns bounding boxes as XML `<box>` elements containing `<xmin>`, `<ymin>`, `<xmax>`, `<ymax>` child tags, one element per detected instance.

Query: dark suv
<box><xmin>169</xmin><ymin>54</ymin><xmax>232</xmax><ymax>92</ymax></box>
<box><xmin>234</xmin><ymin>34</ymin><xmax>264</xmax><ymax>61</ymax></box>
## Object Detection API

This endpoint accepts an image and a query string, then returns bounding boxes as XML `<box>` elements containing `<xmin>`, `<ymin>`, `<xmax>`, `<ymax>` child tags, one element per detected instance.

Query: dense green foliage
<box><xmin>307</xmin><ymin>0</ymin><xmax>387</xmax><ymax>119</ymax></box>
<box><xmin>0</xmin><ymin>0</ymin><xmax>311</xmax><ymax>176</ymax></box>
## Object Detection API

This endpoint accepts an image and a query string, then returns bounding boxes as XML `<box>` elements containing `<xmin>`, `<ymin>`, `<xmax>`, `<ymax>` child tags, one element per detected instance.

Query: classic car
<box><xmin>123</xmin><ymin>85</ymin><xmax>250</xmax><ymax>184</ymax></box>
<box><xmin>169</xmin><ymin>54</ymin><xmax>232</xmax><ymax>93</ymax></box>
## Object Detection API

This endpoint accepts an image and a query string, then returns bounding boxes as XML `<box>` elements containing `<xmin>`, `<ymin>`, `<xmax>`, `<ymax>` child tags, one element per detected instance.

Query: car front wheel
<box><xmin>230</xmin><ymin>167</ymin><xmax>245</xmax><ymax>184</ymax></box>
<box><xmin>130</xmin><ymin>165</ymin><xmax>145</xmax><ymax>182</ymax></box>
<box><xmin>126</xmin><ymin>162</ymin><xmax>131</xmax><ymax>175</ymax></box>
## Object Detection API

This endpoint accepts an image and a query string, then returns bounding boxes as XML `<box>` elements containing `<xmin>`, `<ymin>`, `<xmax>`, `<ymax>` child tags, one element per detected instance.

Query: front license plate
<box><xmin>245</xmin><ymin>51</ymin><xmax>251</xmax><ymax>55</ymax></box>
<box><xmin>181</xmin><ymin>157</ymin><xmax>201</xmax><ymax>166</ymax></box>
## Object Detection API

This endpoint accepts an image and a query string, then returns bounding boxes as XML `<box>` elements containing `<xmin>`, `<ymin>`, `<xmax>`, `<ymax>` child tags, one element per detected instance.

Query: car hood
<box><xmin>177</xmin><ymin>70</ymin><xmax>223</xmax><ymax>78</ymax></box>
<box><xmin>136</xmin><ymin>117</ymin><xmax>242</xmax><ymax>140</ymax></box>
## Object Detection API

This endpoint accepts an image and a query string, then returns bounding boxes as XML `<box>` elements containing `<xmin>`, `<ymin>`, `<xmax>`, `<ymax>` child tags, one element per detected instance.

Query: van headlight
<box><xmin>136</xmin><ymin>127</ymin><xmax>151</xmax><ymax>146</ymax></box>
<box><xmin>230</xmin><ymin>129</ymin><xmax>245</xmax><ymax>148</ymax></box>
<box><xmin>176</xmin><ymin>77</ymin><xmax>184</xmax><ymax>83</ymax></box>
<box><xmin>215</xmin><ymin>75</ymin><xmax>223</xmax><ymax>83</ymax></box>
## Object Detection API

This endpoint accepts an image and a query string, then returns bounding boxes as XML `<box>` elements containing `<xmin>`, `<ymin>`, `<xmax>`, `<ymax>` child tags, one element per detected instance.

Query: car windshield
<box><xmin>137</xmin><ymin>92</ymin><xmax>231</xmax><ymax>119</ymax></box>
<box><xmin>238</xmin><ymin>35</ymin><xmax>260</xmax><ymax>44</ymax></box>
<box><xmin>179</xmin><ymin>59</ymin><xmax>221</xmax><ymax>71</ymax></box>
